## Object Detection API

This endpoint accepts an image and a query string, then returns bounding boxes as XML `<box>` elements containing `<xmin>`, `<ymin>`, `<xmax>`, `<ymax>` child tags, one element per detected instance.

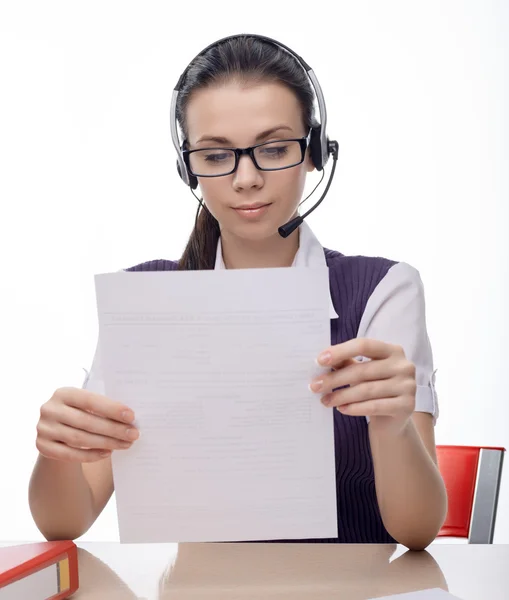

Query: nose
<box><xmin>232</xmin><ymin>154</ymin><xmax>264</xmax><ymax>191</ymax></box>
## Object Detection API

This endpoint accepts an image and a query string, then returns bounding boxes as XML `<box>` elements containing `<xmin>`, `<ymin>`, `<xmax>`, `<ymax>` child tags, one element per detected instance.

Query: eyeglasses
<box><xmin>183</xmin><ymin>133</ymin><xmax>311</xmax><ymax>178</ymax></box>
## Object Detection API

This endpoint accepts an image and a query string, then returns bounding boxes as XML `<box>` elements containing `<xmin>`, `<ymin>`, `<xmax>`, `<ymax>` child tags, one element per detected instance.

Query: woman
<box><xmin>29</xmin><ymin>35</ymin><xmax>447</xmax><ymax>549</ymax></box>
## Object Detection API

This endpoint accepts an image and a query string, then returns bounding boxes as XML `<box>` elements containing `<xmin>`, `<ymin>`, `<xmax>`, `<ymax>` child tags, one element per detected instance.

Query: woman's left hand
<box><xmin>310</xmin><ymin>338</ymin><xmax>417</xmax><ymax>435</ymax></box>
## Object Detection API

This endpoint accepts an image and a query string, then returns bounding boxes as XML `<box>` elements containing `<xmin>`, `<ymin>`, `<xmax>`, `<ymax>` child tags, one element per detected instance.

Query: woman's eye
<box><xmin>204</xmin><ymin>153</ymin><xmax>230</xmax><ymax>162</ymax></box>
<box><xmin>260</xmin><ymin>146</ymin><xmax>289</xmax><ymax>157</ymax></box>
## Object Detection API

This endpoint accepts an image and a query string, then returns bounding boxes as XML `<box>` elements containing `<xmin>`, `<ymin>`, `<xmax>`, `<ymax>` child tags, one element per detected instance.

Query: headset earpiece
<box><xmin>188</xmin><ymin>173</ymin><xmax>198</xmax><ymax>190</ymax></box>
<box><xmin>176</xmin><ymin>151</ymin><xmax>199</xmax><ymax>189</ymax></box>
<box><xmin>310</xmin><ymin>125</ymin><xmax>324</xmax><ymax>171</ymax></box>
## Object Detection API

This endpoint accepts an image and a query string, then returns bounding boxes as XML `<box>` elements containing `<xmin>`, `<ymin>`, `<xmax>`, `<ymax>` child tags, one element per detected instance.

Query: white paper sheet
<box><xmin>94</xmin><ymin>266</ymin><xmax>337</xmax><ymax>543</ymax></box>
<box><xmin>371</xmin><ymin>588</ymin><xmax>462</xmax><ymax>599</ymax></box>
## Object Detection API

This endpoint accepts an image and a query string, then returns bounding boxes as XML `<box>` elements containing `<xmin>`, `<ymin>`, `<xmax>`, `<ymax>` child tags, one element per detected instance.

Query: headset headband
<box><xmin>170</xmin><ymin>33</ymin><xmax>330</xmax><ymax>187</ymax></box>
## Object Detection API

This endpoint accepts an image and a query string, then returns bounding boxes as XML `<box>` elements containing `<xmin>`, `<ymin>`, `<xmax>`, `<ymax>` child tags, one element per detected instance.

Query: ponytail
<box><xmin>178</xmin><ymin>204</ymin><xmax>220</xmax><ymax>270</ymax></box>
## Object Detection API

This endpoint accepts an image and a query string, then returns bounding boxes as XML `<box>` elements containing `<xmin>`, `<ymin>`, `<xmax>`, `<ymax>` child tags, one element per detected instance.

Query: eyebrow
<box><xmin>195</xmin><ymin>125</ymin><xmax>294</xmax><ymax>146</ymax></box>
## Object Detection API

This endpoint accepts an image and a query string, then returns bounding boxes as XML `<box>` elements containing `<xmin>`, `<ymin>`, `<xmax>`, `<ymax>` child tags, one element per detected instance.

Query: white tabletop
<box><xmin>58</xmin><ymin>541</ymin><xmax>509</xmax><ymax>600</ymax></box>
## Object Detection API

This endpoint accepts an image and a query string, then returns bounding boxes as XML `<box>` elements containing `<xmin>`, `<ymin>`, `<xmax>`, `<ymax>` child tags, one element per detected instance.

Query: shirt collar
<box><xmin>214</xmin><ymin>221</ymin><xmax>339</xmax><ymax>319</ymax></box>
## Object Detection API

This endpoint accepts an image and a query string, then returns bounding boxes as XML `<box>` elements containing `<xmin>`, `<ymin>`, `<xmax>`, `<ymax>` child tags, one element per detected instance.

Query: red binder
<box><xmin>0</xmin><ymin>540</ymin><xmax>79</xmax><ymax>599</ymax></box>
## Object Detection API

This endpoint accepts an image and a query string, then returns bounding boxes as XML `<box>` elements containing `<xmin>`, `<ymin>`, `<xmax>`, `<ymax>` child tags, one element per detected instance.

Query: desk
<box><xmin>67</xmin><ymin>542</ymin><xmax>507</xmax><ymax>599</ymax></box>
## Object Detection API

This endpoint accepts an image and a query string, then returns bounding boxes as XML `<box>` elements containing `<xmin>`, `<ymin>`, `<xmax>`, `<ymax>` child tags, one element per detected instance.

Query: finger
<box><xmin>36</xmin><ymin>437</ymin><xmax>112</xmax><ymax>463</ymax></box>
<box><xmin>57</xmin><ymin>387</ymin><xmax>135</xmax><ymax>424</ymax></box>
<box><xmin>38</xmin><ymin>420</ymin><xmax>133</xmax><ymax>451</ymax></box>
<box><xmin>329</xmin><ymin>358</ymin><xmax>358</xmax><ymax>371</ymax></box>
<box><xmin>317</xmin><ymin>338</ymin><xmax>402</xmax><ymax>368</ymax></box>
<box><xmin>311</xmin><ymin>357</ymin><xmax>398</xmax><ymax>394</ymax></box>
<box><xmin>337</xmin><ymin>397</ymin><xmax>412</xmax><ymax>418</ymax></box>
<box><xmin>57</xmin><ymin>404</ymin><xmax>139</xmax><ymax>443</ymax></box>
<box><xmin>321</xmin><ymin>379</ymin><xmax>399</xmax><ymax>407</ymax></box>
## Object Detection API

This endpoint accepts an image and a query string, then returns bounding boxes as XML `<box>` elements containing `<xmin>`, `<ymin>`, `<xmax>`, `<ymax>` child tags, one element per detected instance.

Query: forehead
<box><xmin>186</xmin><ymin>81</ymin><xmax>304</xmax><ymax>144</ymax></box>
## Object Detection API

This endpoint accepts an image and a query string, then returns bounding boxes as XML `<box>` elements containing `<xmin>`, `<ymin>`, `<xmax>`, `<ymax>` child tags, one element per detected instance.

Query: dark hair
<box><xmin>177</xmin><ymin>35</ymin><xmax>317</xmax><ymax>270</ymax></box>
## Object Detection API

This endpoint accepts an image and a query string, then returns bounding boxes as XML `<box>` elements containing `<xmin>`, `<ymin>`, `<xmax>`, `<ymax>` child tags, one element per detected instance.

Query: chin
<box><xmin>225</xmin><ymin>219</ymin><xmax>282</xmax><ymax>242</ymax></box>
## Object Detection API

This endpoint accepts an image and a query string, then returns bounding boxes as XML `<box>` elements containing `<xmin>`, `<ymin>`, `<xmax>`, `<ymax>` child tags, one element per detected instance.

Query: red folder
<box><xmin>0</xmin><ymin>540</ymin><xmax>79</xmax><ymax>599</ymax></box>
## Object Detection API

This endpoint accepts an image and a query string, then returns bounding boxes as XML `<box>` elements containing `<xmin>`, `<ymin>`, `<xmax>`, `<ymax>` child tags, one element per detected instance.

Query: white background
<box><xmin>0</xmin><ymin>1</ymin><xmax>507</xmax><ymax>543</ymax></box>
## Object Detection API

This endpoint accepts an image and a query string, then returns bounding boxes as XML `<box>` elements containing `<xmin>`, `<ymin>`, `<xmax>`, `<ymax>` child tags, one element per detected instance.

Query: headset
<box><xmin>169</xmin><ymin>33</ymin><xmax>339</xmax><ymax>238</ymax></box>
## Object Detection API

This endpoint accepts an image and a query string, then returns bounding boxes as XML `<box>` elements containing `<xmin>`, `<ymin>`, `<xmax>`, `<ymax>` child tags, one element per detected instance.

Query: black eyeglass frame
<box><xmin>182</xmin><ymin>133</ymin><xmax>311</xmax><ymax>178</ymax></box>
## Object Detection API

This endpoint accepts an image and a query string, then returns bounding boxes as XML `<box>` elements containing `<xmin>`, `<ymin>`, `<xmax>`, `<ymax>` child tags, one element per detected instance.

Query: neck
<box><xmin>221</xmin><ymin>228</ymin><xmax>300</xmax><ymax>269</ymax></box>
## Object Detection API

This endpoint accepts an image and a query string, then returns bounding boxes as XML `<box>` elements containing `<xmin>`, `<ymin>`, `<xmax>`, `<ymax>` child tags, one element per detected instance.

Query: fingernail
<box><xmin>126</xmin><ymin>428</ymin><xmax>139</xmax><ymax>440</ymax></box>
<box><xmin>122</xmin><ymin>411</ymin><xmax>134</xmax><ymax>423</ymax></box>
<box><xmin>317</xmin><ymin>351</ymin><xmax>332</xmax><ymax>365</ymax></box>
<box><xmin>100</xmin><ymin>451</ymin><xmax>111</xmax><ymax>457</ymax></box>
<box><xmin>321</xmin><ymin>396</ymin><xmax>331</xmax><ymax>407</ymax></box>
<box><xmin>309</xmin><ymin>380</ymin><xmax>323</xmax><ymax>393</ymax></box>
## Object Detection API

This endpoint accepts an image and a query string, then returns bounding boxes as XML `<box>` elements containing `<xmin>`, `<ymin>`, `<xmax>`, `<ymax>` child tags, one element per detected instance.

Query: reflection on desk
<box><xmin>72</xmin><ymin>541</ymin><xmax>509</xmax><ymax>600</ymax></box>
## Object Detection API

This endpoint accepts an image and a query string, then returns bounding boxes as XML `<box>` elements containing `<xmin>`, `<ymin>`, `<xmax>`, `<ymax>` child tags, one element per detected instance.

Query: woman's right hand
<box><xmin>36</xmin><ymin>387</ymin><xmax>139</xmax><ymax>463</ymax></box>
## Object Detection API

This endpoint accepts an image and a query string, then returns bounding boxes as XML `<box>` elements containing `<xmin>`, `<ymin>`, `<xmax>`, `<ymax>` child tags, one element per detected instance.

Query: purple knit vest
<box><xmin>126</xmin><ymin>248</ymin><xmax>398</xmax><ymax>543</ymax></box>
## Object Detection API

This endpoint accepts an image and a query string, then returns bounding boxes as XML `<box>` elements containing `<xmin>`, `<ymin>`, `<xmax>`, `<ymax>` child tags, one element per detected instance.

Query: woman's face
<box><xmin>185</xmin><ymin>80</ymin><xmax>314</xmax><ymax>242</ymax></box>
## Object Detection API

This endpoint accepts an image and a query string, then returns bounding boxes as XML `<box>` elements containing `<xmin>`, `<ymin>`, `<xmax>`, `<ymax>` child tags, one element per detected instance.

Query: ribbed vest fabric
<box><xmin>125</xmin><ymin>248</ymin><xmax>398</xmax><ymax>543</ymax></box>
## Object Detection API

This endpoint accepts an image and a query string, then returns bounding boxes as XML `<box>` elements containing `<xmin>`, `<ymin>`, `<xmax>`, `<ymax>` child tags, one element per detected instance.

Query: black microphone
<box><xmin>278</xmin><ymin>140</ymin><xmax>339</xmax><ymax>238</ymax></box>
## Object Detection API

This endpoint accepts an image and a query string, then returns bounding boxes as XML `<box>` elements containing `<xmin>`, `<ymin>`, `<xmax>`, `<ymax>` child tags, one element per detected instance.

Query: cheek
<box><xmin>198</xmin><ymin>178</ymin><xmax>231</xmax><ymax>218</ymax></box>
<box><xmin>272</xmin><ymin>165</ymin><xmax>307</xmax><ymax>203</ymax></box>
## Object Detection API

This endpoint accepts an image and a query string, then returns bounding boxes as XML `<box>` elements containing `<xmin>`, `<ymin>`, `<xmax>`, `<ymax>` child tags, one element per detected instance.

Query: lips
<box><xmin>232</xmin><ymin>202</ymin><xmax>272</xmax><ymax>219</ymax></box>
<box><xmin>234</xmin><ymin>203</ymin><xmax>271</xmax><ymax>210</ymax></box>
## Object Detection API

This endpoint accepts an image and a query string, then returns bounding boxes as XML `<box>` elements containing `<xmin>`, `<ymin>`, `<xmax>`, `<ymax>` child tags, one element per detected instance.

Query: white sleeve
<box><xmin>357</xmin><ymin>262</ymin><xmax>439</xmax><ymax>422</ymax></box>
